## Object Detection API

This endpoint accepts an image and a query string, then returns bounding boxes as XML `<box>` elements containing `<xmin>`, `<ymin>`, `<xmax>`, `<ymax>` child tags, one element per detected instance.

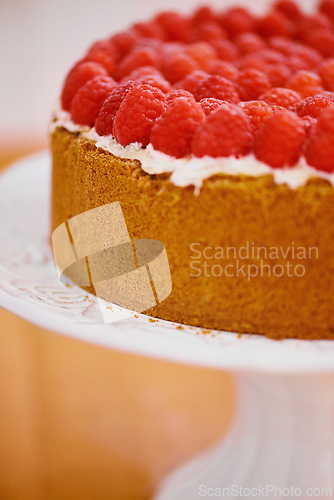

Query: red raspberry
<box><xmin>192</xmin><ymin>103</ymin><xmax>253</xmax><ymax>158</ymax></box>
<box><xmin>166</xmin><ymin>89</ymin><xmax>194</xmax><ymax>103</ymax></box>
<box><xmin>190</xmin><ymin>21</ymin><xmax>227</xmax><ymax>43</ymax></box>
<box><xmin>61</xmin><ymin>62</ymin><xmax>107</xmax><ymax>111</ymax></box>
<box><xmin>114</xmin><ymin>46</ymin><xmax>160</xmax><ymax>81</ymax></box>
<box><xmin>211</xmin><ymin>39</ymin><xmax>239</xmax><ymax>62</ymax></box>
<box><xmin>257</xmin><ymin>10</ymin><xmax>295</xmax><ymax>38</ymax></box>
<box><xmin>265</xmin><ymin>62</ymin><xmax>292</xmax><ymax>87</ymax></box>
<box><xmin>132</xmin><ymin>21</ymin><xmax>165</xmax><ymax>40</ymax></box>
<box><xmin>292</xmin><ymin>45</ymin><xmax>322</xmax><ymax>71</ymax></box>
<box><xmin>235</xmin><ymin>68</ymin><xmax>271</xmax><ymax>101</ymax></box>
<box><xmin>70</xmin><ymin>75</ymin><xmax>117</xmax><ymax>126</ymax></box>
<box><xmin>161</xmin><ymin>50</ymin><xmax>199</xmax><ymax>84</ymax></box>
<box><xmin>120</xmin><ymin>66</ymin><xmax>162</xmax><ymax>83</ymax></box>
<box><xmin>199</xmin><ymin>98</ymin><xmax>224</xmax><ymax>116</ymax></box>
<box><xmin>259</xmin><ymin>88</ymin><xmax>301</xmax><ymax>109</ymax></box>
<box><xmin>234</xmin><ymin>33</ymin><xmax>267</xmax><ymax>55</ymax></box>
<box><xmin>155</xmin><ymin>11</ymin><xmax>191</xmax><ymax>42</ymax></box>
<box><xmin>306</xmin><ymin>107</ymin><xmax>334</xmax><ymax>172</ymax></box>
<box><xmin>292</xmin><ymin>94</ymin><xmax>334</xmax><ymax>118</ymax></box>
<box><xmin>319</xmin><ymin>0</ymin><xmax>334</xmax><ymax>24</ymax></box>
<box><xmin>274</xmin><ymin>0</ymin><xmax>302</xmax><ymax>19</ymax></box>
<box><xmin>238</xmin><ymin>100</ymin><xmax>273</xmax><ymax>134</ymax></box>
<box><xmin>286</xmin><ymin>71</ymin><xmax>324</xmax><ymax>98</ymax></box>
<box><xmin>208</xmin><ymin>61</ymin><xmax>239</xmax><ymax>81</ymax></box>
<box><xmin>221</xmin><ymin>7</ymin><xmax>255</xmax><ymax>37</ymax></box>
<box><xmin>184</xmin><ymin>42</ymin><xmax>217</xmax><ymax>71</ymax></box>
<box><xmin>297</xmin><ymin>13</ymin><xmax>331</xmax><ymax>34</ymax></box>
<box><xmin>254</xmin><ymin>110</ymin><xmax>305</xmax><ymax>168</ymax></box>
<box><xmin>84</xmin><ymin>41</ymin><xmax>117</xmax><ymax>74</ymax></box>
<box><xmin>95</xmin><ymin>80</ymin><xmax>137</xmax><ymax>136</ymax></box>
<box><xmin>109</xmin><ymin>30</ymin><xmax>139</xmax><ymax>60</ymax></box>
<box><xmin>193</xmin><ymin>75</ymin><xmax>240</xmax><ymax>103</ymax></box>
<box><xmin>302</xmin><ymin>28</ymin><xmax>334</xmax><ymax>57</ymax></box>
<box><xmin>302</xmin><ymin>116</ymin><xmax>317</xmax><ymax>141</ymax></box>
<box><xmin>191</xmin><ymin>6</ymin><xmax>218</xmax><ymax>25</ymax></box>
<box><xmin>113</xmin><ymin>84</ymin><xmax>167</xmax><ymax>147</ymax></box>
<box><xmin>150</xmin><ymin>97</ymin><xmax>205</xmax><ymax>157</ymax></box>
<box><xmin>174</xmin><ymin>70</ymin><xmax>209</xmax><ymax>94</ymax></box>
<box><xmin>137</xmin><ymin>74</ymin><xmax>171</xmax><ymax>93</ymax></box>
<box><xmin>317</xmin><ymin>59</ymin><xmax>334</xmax><ymax>91</ymax></box>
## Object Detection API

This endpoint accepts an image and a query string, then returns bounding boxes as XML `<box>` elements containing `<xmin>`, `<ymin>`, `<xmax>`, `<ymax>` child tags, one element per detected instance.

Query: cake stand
<box><xmin>1</xmin><ymin>152</ymin><xmax>334</xmax><ymax>499</ymax></box>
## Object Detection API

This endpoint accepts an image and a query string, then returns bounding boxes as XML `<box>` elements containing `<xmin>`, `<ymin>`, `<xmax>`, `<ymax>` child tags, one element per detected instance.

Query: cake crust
<box><xmin>51</xmin><ymin>127</ymin><xmax>334</xmax><ymax>339</ymax></box>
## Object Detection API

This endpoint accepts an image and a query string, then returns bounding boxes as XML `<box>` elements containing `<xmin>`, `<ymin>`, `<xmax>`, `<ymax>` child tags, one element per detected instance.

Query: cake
<box><xmin>51</xmin><ymin>0</ymin><xmax>334</xmax><ymax>340</ymax></box>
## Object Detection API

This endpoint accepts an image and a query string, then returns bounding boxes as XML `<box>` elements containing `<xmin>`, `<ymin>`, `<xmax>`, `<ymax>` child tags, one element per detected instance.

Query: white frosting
<box><xmin>50</xmin><ymin>109</ymin><xmax>334</xmax><ymax>193</ymax></box>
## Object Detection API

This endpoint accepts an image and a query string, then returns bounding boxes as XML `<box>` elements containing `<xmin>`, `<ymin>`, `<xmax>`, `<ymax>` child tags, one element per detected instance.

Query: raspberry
<box><xmin>257</xmin><ymin>10</ymin><xmax>295</xmax><ymax>38</ymax></box>
<box><xmin>208</xmin><ymin>61</ymin><xmax>239</xmax><ymax>81</ymax></box>
<box><xmin>317</xmin><ymin>59</ymin><xmax>334</xmax><ymax>91</ymax></box>
<box><xmin>137</xmin><ymin>74</ymin><xmax>171</xmax><ymax>93</ymax></box>
<box><xmin>199</xmin><ymin>98</ymin><xmax>224</xmax><ymax>116</ymax></box>
<box><xmin>84</xmin><ymin>41</ymin><xmax>117</xmax><ymax>74</ymax></box>
<box><xmin>302</xmin><ymin>116</ymin><xmax>317</xmax><ymax>139</ymax></box>
<box><xmin>192</xmin><ymin>103</ymin><xmax>253</xmax><ymax>158</ymax></box>
<box><xmin>113</xmin><ymin>84</ymin><xmax>167</xmax><ymax>147</ymax></box>
<box><xmin>191</xmin><ymin>6</ymin><xmax>218</xmax><ymax>25</ymax></box>
<box><xmin>184</xmin><ymin>42</ymin><xmax>217</xmax><ymax>71</ymax></box>
<box><xmin>254</xmin><ymin>110</ymin><xmax>305</xmax><ymax>168</ymax></box>
<box><xmin>174</xmin><ymin>70</ymin><xmax>209</xmax><ymax>94</ymax></box>
<box><xmin>221</xmin><ymin>7</ymin><xmax>255</xmax><ymax>37</ymax></box>
<box><xmin>155</xmin><ymin>11</ymin><xmax>191</xmax><ymax>42</ymax></box>
<box><xmin>61</xmin><ymin>62</ymin><xmax>107</xmax><ymax>111</ymax></box>
<box><xmin>265</xmin><ymin>62</ymin><xmax>292</xmax><ymax>87</ymax></box>
<box><xmin>235</xmin><ymin>68</ymin><xmax>271</xmax><ymax>101</ymax></box>
<box><xmin>238</xmin><ymin>100</ymin><xmax>273</xmax><ymax>134</ymax></box>
<box><xmin>193</xmin><ymin>75</ymin><xmax>240</xmax><ymax>103</ymax></box>
<box><xmin>234</xmin><ymin>33</ymin><xmax>267</xmax><ymax>55</ymax></box>
<box><xmin>109</xmin><ymin>30</ymin><xmax>139</xmax><ymax>60</ymax></box>
<box><xmin>120</xmin><ymin>66</ymin><xmax>162</xmax><ymax>83</ymax></box>
<box><xmin>319</xmin><ymin>0</ymin><xmax>334</xmax><ymax>24</ymax></box>
<box><xmin>114</xmin><ymin>46</ymin><xmax>160</xmax><ymax>81</ymax></box>
<box><xmin>70</xmin><ymin>75</ymin><xmax>117</xmax><ymax>126</ymax></box>
<box><xmin>211</xmin><ymin>39</ymin><xmax>239</xmax><ymax>62</ymax></box>
<box><xmin>292</xmin><ymin>45</ymin><xmax>322</xmax><ymax>71</ymax></box>
<box><xmin>161</xmin><ymin>50</ymin><xmax>199</xmax><ymax>84</ymax></box>
<box><xmin>292</xmin><ymin>94</ymin><xmax>334</xmax><ymax>118</ymax></box>
<box><xmin>274</xmin><ymin>0</ymin><xmax>302</xmax><ymax>19</ymax></box>
<box><xmin>286</xmin><ymin>70</ymin><xmax>324</xmax><ymax>98</ymax></box>
<box><xmin>259</xmin><ymin>87</ymin><xmax>301</xmax><ymax>109</ymax></box>
<box><xmin>132</xmin><ymin>21</ymin><xmax>165</xmax><ymax>40</ymax></box>
<box><xmin>95</xmin><ymin>80</ymin><xmax>137</xmax><ymax>136</ymax></box>
<box><xmin>166</xmin><ymin>89</ymin><xmax>194</xmax><ymax>103</ymax></box>
<box><xmin>190</xmin><ymin>21</ymin><xmax>226</xmax><ymax>43</ymax></box>
<box><xmin>150</xmin><ymin>97</ymin><xmax>205</xmax><ymax>157</ymax></box>
<box><xmin>302</xmin><ymin>28</ymin><xmax>334</xmax><ymax>57</ymax></box>
<box><xmin>306</xmin><ymin>107</ymin><xmax>334</xmax><ymax>172</ymax></box>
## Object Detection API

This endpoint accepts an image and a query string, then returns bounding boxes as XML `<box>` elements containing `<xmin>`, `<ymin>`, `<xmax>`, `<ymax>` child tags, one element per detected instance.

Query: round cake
<box><xmin>51</xmin><ymin>0</ymin><xmax>334</xmax><ymax>340</ymax></box>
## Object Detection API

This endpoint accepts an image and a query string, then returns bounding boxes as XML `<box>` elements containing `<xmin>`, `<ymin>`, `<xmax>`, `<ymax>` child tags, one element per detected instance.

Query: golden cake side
<box><xmin>51</xmin><ymin>127</ymin><xmax>334</xmax><ymax>340</ymax></box>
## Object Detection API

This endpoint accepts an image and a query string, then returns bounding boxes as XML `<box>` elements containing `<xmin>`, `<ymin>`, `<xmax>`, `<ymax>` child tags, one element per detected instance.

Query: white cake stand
<box><xmin>1</xmin><ymin>152</ymin><xmax>334</xmax><ymax>499</ymax></box>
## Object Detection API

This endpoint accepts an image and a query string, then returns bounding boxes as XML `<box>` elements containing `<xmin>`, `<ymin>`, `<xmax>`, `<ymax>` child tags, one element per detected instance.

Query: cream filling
<box><xmin>50</xmin><ymin>109</ymin><xmax>334</xmax><ymax>193</ymax></box>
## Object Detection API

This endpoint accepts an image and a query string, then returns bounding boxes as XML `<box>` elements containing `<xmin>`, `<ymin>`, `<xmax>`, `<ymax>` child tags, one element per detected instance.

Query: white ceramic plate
<box><xmin>1</xmin><ymin>151</ymin><xmax>333</xmax><ymax>374</ymax></box>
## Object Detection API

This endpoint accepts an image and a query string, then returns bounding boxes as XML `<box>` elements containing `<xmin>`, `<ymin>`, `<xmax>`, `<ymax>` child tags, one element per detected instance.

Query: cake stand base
<box><xmin>155</xmin><ymin>372</ymin><xmax>334</xmax><ymax>499</ymax></box>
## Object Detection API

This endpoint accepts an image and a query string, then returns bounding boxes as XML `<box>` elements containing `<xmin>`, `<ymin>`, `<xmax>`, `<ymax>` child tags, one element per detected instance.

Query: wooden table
<box><xmin>0</xmin><ymin>147</ymin><xmax>235</xmax><ymax>500</ymax></box>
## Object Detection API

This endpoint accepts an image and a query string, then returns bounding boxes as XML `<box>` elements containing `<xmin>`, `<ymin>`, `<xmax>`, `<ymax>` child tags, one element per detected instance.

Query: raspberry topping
<box><xmin>199</xmin><ymin>98</ymin><xmax>225</xmax><ymax>116</ymax></box>
<box><xmin>254</xmin><ymin>110</ymin><xmax>305</xmax><ymax>168</ymax></box>
<box><xmin>70</xmin><ymin>75</ymin><xmax>117</xmax><ymax>126</ymax></box>
<box><xmin>95</xmin><ymin>80</ymin><xmax>137</xmax><ymax>136</ymax></box>
<box><xmin>193</xmin><ymin>75</ymin><xmax>240</xmax><ymax>103</ymax></box>
<box><xmin>306</xmin><ymin>107</ymin><xmax>334</xmax><ymax>172</ymax></box>
<box><xmin>260</xmin><ymin>87</ymin><xmax>301</xmax><ymax>109</ymax></box>
<box><xmin>192</xmin><ymin>104</ymin><xmax>253</xmax><ymax>158</ymax></box>
<box><xmin>61</xmin><ymin>62</ymin><xmax>108</xmax><ymax>111</ymax></box>
<box><xmin>150</xmin><ymin>97</ymin><xmax>205</xmax><ymax>157</ymax></box>
<box><xmin>58</xmin><ymin>2</ymin><xmax>334</xmax><ymax>172</ymax></box>
<box><xmin>113</xmin><ymin>84</ymin><xmax>167</xmax><ymax>147</ymax></box>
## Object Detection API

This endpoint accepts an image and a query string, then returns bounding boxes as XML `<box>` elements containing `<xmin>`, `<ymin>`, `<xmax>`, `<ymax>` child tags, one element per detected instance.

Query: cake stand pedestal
<box><xmin>1</xmin><ymin>153</ymin><xmax>334</xmax><ymax>500</ymax></box>
<box><xmin>155</xmin><ymin>373</ymin><xmax>334</xmax><ymax>499</ymax></box>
